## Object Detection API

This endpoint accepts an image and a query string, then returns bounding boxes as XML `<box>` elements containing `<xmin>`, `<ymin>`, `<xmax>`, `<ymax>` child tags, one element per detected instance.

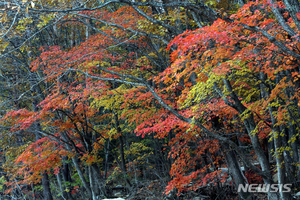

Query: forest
<box><xmin>0</xmin><ymin>0</ymin><xmax>300</xmax><ymax>199</ymax></box>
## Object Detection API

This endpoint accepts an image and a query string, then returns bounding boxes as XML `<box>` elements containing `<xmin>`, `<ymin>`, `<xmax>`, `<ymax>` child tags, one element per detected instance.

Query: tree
<box><xmin>2</xmin><ymin>0</ymin><xmax>300</xmax><ymax>199</ymax></box>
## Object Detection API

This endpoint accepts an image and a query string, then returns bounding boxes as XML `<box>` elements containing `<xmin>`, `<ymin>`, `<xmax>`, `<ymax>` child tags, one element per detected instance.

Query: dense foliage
<box><xmin>0</xmin><ymin>0</ymin><xmax>300</xmax><ymax>199</ymax></box>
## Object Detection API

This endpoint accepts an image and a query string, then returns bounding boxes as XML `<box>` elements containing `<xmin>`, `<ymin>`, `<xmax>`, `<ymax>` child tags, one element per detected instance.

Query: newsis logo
<box><xmin>237</xmin><ymin>184</ymin><xmax>292</xmax><ymax>193</ymax></box>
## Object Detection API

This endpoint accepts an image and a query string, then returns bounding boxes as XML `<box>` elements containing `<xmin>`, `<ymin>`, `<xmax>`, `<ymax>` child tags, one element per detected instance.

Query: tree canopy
<box><xmin>0</xmin><ymin>0</ymin><xmax>300</xmax><ymax>199</ymax></box>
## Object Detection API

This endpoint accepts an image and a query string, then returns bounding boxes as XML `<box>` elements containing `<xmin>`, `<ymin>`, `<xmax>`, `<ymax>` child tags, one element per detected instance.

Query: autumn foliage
<box><xmin>0</xmin><ymin>0</ymin><xmax>300</xmax><ymax>199</ymax></box>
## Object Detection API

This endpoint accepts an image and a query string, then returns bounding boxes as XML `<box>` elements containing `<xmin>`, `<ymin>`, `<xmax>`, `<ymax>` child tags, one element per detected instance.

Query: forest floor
<box><xmin>105</xmin><ymin>179</ymin><xmax>270</xmax><ymax>200</ymax></box>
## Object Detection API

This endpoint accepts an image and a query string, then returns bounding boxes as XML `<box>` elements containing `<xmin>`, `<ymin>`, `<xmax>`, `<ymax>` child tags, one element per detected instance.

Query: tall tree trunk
<box><xmin>104</xmin><ymin>140</ymin><xmax>110</xmax><ymax>179</ymax></box>
<box><xmin>222</xmin><ymin>78</ymin><xmax>279</xmax><ymax>200</ymax></box>
<box><xmin>56</xmin><ymin>171</ymin><xmax>65</xmax><ymax>200</ymax></box>
<box><xmin>269</xmin><ymin>107</ymin><xmax>292</xmax><ymax>200</ymax></box>
<box><xmin>71</xmin><ymin>157</ymin><xmax>93</xmax><ymax>198</ymax></box>
<box><xmin>222</xmin><ymin>143</ymin><xmax>252</xmax><ymax>200</ymax></box>
<box><xmin>41</xmin><ymin>173</ymin><xmax>53</xmax><ymax>200</ymax></box>
<box><xmin>282</xmin><ymin>127</ymin><xmax>296</xmax><ymax>183</ymax></box>
<box><xmin>89</xmin><ymin>166</ymin><xmax>97</xmax><ymax>200</ymax></box>
<box><xmin>91</xmin><ymin>164</ymin><xmax>106</xmax><ymax>196</ymax></box>
<box><xmin>60</xmin><ymin>162</ymin><xmax>74</xmax><ymax>200</ymax></box>
<box><xmin>114</xmin><ymin>113</ymin><xmax>132</xmax><ymax>188</ymax></box>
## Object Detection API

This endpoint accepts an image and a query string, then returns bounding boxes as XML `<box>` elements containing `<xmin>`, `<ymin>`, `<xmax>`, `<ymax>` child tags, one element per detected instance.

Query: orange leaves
<box><xmin>4</xmin><ymin>109</ymin><xmax>37</xmax><ymax>131</ymax></box>
<box><xmin>8</xmin><ymin>0</ymin><xmax>300</xmax><ymax>197</ymax></box>
<box><xmin>81</xmin><ymin>153</ymin><xmax>96</xmax><ymax>166</ymax></box>
<box><xmin>14</xmin><ymin>137</ymin><xmax>69</xmax><ymax>185</ymax></box>
<box><xmin>165</xmin><ymin>136</ymin><xmax>224</xmax><ymax>194</ymax></box>
<box><xmin>159</xmin><ymin>0</ymin><xmax>300</xmax><ymax>195</ymax></box>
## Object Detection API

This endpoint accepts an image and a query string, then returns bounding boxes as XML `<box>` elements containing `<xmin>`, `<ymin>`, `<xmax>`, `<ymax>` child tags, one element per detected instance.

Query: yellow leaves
<box><xmin>290</xmin><ymin>135</ymin><xmax>296</xmax><ymax>143</ymax></box>
<box><xmin>129</xmin><ymin>68</ymin><xmax>153</xmax><ymax>80</ymax></box>
<box><xmin>19</xmin><ymin>17</ymin><xmax>33</xmax><ymax>24</ymax></box>
<box><xmin>99</xmin><ymin>61</ymin><xmax>110</xmax><ymax>67</ymax></box>
<box><xmin>137</xmin><ymin>19</ymin><xmax>167</xmax><ymax>36</ymax></box>
<box><xmin>91</xmin><ymin>88</ymin><xmax>124</xmax><ymax>111</ymax></box>
<box><xmin>277</xmin><ymin>147</ymin><xmax>285</xmax><ymax>155</ymax></box>
<box><xmin>0</xmin><ymin>39</ymin><xmax>9</xmax><ymax>53</ymax></box>
<box><xmin>167</xmin><ymin>9</ymin><xmax>185</xmax><ymax>23</ymax></box>
<box><xmin>90</xmin><ymin>83</ymin><xmax>138</xmax><ymax>114</ymax></box>
<box><xmin>80</xmin><ymin>61</ymin><xmax>100</xmax><ymax>70</ymax></box>
<box><xmin>16</xmin><ymin>17</ymin><xmax>33</xmax><ymax>31</ymax></box>
<box><xmin>289</xmin><ymin>134</ymin><xmax>299</xmax><ymax>144</ymax></box>
<box><xmin>37</xmin><ymin>14</ymin><xmax>56</xmax><ymax>28</ymax></box>
<box><xmin>107</xmin><ymin>128</ymin><xmax>120</xmax><ymax>139</ymax></box>
<box><xmin>205</xmin><ymin>0</ymin><xmax>217</xmax><ymax>6</ymax></box>
<box><xmin>137</xmin><ymin>8</ymin><xmax>189</xmax><ymax>36</ymax></box>
<box><xmin>0</xmin><ymin>176</ymin><xmax>6</xmax><ymax>191</ymax></box>
<box><xmin>0</xmin><ymin>12</ymin><xmax>7</xmax><ymax>23</ymax></box>
<box><xmin>269</xmin><ymin>101</ymin><xmax>280</xmax><ymax>108</ymax></box>
<box><xmin>249</xmin><ymin>123</ymin><xmax>259</xmax><ymax>137</ymax></box>
<box><xmin>183</xmin><ymin>68</ymin><xmax>222</xmax><ymax>108</ymax></box>
<box><xmin>240</xmin><ymin>90</ymin><xmax>260</xmax><ymax>104</ymax></box>
<box><xmin>125</xmin><ymin>142</ymin><xmax>153</xmax><ymax>164</ymax></box>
